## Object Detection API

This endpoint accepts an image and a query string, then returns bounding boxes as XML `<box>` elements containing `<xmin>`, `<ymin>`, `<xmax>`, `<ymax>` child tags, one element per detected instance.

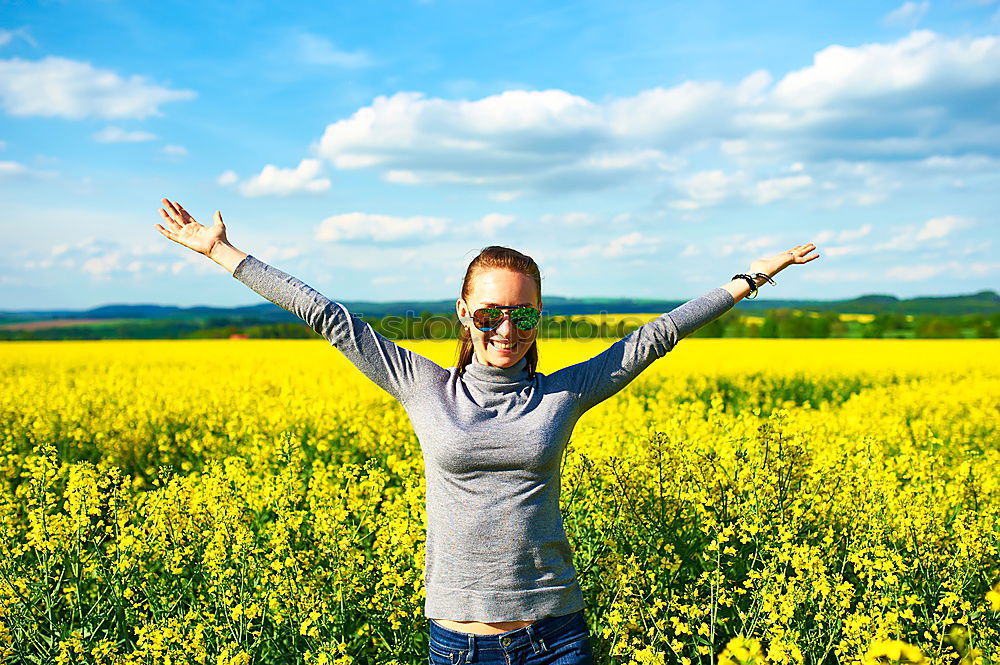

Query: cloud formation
<box><xmin>313</xmin><ymin>211</ymin><xmax>522</xmax><ymax>244</ymax></box>
<box><xmin>303</xmin><ymin>30</ymin><xmax>999</xmax><ymax>199</ymax></box>
<box><xmin>0</xmin><ymin>160</ymin><xmax>57</xmax><ymax>179</ymax></box>
<box><xmin>0</xmin><ymin>56</ymin><xmax>196</xmax><ymax>119</ymax></box>
<box><xmin>93</xmin><ymin>126</ymin><xmax>157</xmax><ymax>143</ymax></box>
<box><xmin>225</xmin><ymin>158</ymin><xmax>331</xmax><ymax>197</ymax></box>
<box><xmin>883</xmin><ymin>1</ymin><xmax>931</xmax><ymax>28</ymax></box>
<box><xmin>315</xmin><ymin>89</ymin><xmax>681</xmax><ymax>195</ymax></box>
<box><xmin>162</xmin><ymin>144</ymin><xmax>188</xmax><ymax>158</ymax></box>
<box><xmin>294</xmin><ymin>33</ymin><xmax>373</xmax><ymax>69</ymax></box>
<box><xmin>0</xmin><ymin>27</ymin><xmax>36</xmax><ymax>48</ymax></box>
<box><xmin>316</xmin><ymin>213</ymin><xmax>450</xmax><ymax>243</ymax></box>
<box><xmin>814</xmin><ymin>215</ymin><xmax>975</xmax><ymax>257</ymax></box>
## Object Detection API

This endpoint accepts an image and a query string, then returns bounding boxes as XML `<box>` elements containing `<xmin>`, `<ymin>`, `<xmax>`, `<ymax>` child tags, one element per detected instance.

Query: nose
<box><xmin>493</xmin><ymin>313</ymin><xmax>514</xmax><ymax>338</ymax></box>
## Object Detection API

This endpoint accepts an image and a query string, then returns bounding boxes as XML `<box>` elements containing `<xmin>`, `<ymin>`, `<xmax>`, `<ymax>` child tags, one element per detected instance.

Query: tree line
<box><xmin>1</xmin><ymin>309</ymin><xmax>997</xmax><ymax>341</ymax></box>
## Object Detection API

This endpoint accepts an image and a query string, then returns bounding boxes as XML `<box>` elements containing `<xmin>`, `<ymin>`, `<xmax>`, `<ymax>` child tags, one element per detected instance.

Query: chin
<box><xmin>488</xmin><ymin>350</ymin><xmax>525</xmax><ymax>366</ymax></box>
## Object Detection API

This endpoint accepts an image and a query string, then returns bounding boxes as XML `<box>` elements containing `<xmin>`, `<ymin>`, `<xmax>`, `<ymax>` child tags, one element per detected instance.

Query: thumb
<box><xmin>214</xmin><ymin>210</ymin><xmax>224</xmax><ymax>226</ymax></box>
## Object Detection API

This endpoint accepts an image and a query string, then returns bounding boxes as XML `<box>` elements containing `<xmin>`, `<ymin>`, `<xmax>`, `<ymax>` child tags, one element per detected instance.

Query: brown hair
<box><xmin>456</xmin><ymin>246</ymin><xmax>542</xmax><ymax>378</ymax></box>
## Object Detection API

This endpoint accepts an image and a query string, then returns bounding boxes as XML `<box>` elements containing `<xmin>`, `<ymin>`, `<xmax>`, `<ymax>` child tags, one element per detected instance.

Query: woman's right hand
<box><xmin>154</xmin><ymin>198</ymin><xmax>228</xmax><ymax>256</ymax></box>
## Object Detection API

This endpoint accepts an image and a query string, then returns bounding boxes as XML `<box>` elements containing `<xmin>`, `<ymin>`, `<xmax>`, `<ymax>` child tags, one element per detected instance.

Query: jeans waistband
<box><xmin>429</xmin><ymin>610</ymin><xmax>586</xmax><ymax>655</ymax></box>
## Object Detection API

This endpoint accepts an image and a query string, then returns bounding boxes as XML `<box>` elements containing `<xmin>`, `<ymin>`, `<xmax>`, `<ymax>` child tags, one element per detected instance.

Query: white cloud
<box><xmin>820</xmin><ymin>215</ymin><xmax>974</xmax><ymax>256</ymax></box>
<box><xmin>32</xmin><ymin>236</ymin><xmax>209</xmax><ymax>281</ymax></box>
<box><xmin>216</xmin><ymin>170</ymin><xmax>238</xmax><ymax>185</ymax></box>
<box><xmin>256</xmin><ymin>245</ymin><xmax>304</xmax><ymax>263</ymax></box>
<box><xmin>714</xmin><ymin>233</ymin><xmax>785</xmax><ymax>257</ymax></box>
<box><xmin>916</xmin><ymin>154</ymin><xmax>1000</xmax><ymax>171</ymax></box>
<box><xmin>489</xmin><ymin>190</ymin><xmax>523</xmax><ymax>202</ymax></box>
<box><xmin>92</xmin><ymin>126</ymin><xmax>157</xmax><ymax>143</ymax></box>
<box><xmin>604</xmin><ymin>232</ymin><xmax>656</xmax><ymax>258</ymax></box>
<box><xmin>814</xmin><ymin>223</ymin><xmax>873</xmax><ymax>246</ymax></box>
<box><xmin>0</xmin><ymin>160</ymin><xmax>57</xmax><ymax>179</ymax></box>
<box><xmin>751</xmin><ymin>174</ymin><xmax>814</xmax><ymax>204</ymax></box>
<box><xmin>818</xmin><ymin>160</ymin><xmax>899</xmax><ymax>208</ymax></box>
<box><xmin>671</xmin><ymin>169</ymin><xmax>814</xmax><ymax>208</ymax></box>
<box><xmin>914</xmin><ymin>215</ymin><xmax>972</xmax><ymax>240</ymax></box>
<box><xmin>162</xmin><ymin>144</ymin><xmax>188</xmax><ymax>157</ymax></box>
<box><xmin>476</xmin><ymin>213</ymin><xmax>516</xmax><ymax>235</ymax></box>
<box><xmin>540</xmin><ymin>212</ymin><xmax>603</xmax><ymax>226</ymax></box>
<box><xmin>883</xmin><ymin>1</ymin><xmax>930</xmax><ymax>28</ymax></box>
<box><xmin>884</xmin><ymin>263</ymin><xmax>946</xmax><ymax>280</ymax></box>
<box><xmin>236</xmin><ymin>158</ymin><xmax>331</xmax><ymax>197</ymax></box>
<box><xmin>315</xmin><ymin>212</ymin><xmax>449</xmax><ymax>243</ymax></box>
<box><xmin>965</xmin><ymin>261</ymin><xmax>1000</xmax><ymax>276</ymax></box>
<box><xmin>81</xmin><ymin>252</ymin><xmax>122</xmax><ymax>280</ymax></box>
<box><xmin>569</xmin><ymin>232</ymin><xmax>660</xmax><ymax>259</ymax></box>
<box><xmin>767</xmin><ymin>30</ymin><xmax>1000</xmax><ymax>116</ymax></box>
<box><xmin>305</xmin><ymin>30</ymin><xmax>1000</xmax><ymax>199</ymax></box>
<box><xmin>316</xmin><ymin>89</ymin><xmax>622</xmax><ymax>194</ymax></box>
<box><xmin>0</xmin><ymin>56</ymin><xmax>196</xmax><ymax>119</ymax></box>
<box><xmin>838</xmin><ymin>223</ymin><xmax>873</xmax><ymax>242</ymax></box>
<box><xmin>294</xmin><ymin>32</ymin><xmax>373</xmax><ymax>69</ymax></box>
<box><xmin>0</xmin><ymin>27</ymin><xmax>37</xmax><ymax>48</ymax></box>
<box><xmin>675</xmin><ymin>169</ymin><xmax>745</xmax><ymax>208</ymax></box>
<box><xmin>880</xmin><ymin>216</ymin><xmax>972</xmax><ymax>251</ymax></box>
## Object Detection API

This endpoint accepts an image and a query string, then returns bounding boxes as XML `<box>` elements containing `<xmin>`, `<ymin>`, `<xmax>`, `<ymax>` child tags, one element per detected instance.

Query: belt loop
<box><xmin>524</xmin><ymin>624</ymin><xmax>546</xmax><ymax>654</ymax></box>
<box><xmin>466</xmin><ymin>634</ymin><xmax>475</xmax><ymax>663</ymax></box>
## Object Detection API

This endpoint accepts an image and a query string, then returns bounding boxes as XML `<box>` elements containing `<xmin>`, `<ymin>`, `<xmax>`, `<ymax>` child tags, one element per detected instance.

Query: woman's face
<box><xmin>456</xmin><ymin>268</ymin><xmax>541</xmax><ymax>369</ymax></box>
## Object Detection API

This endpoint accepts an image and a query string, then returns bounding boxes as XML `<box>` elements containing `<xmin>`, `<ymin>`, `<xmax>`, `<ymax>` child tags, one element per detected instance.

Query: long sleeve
<box><xmin>551</xmin><ymin>287</ymin><xmax>735</xmax><ymax>414</ymax></box>
<box><xmin>232</xmin><ymin>254</ymin><xmax>447</xmax><ymax>404</ymax></box>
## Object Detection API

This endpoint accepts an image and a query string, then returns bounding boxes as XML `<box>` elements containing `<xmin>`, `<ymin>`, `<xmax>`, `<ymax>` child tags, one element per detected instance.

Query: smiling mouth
<box><xmin>490</xmin><ymin>339</ymin><xmax>516</xmax><ymax>350</ymax></box>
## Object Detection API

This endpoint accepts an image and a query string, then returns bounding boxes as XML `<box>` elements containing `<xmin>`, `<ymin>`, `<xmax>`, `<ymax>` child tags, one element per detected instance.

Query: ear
<box><xmin>456</xmin><ymin>298</ymin><xmax>469</xmax><ymax>326</ymax></box>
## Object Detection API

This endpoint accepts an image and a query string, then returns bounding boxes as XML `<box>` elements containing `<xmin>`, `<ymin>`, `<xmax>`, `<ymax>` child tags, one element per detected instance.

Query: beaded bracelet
<box><xmin>731</xmin><ymin>272</ymin><xmax>777</xmax><ymax>299</ymax></box>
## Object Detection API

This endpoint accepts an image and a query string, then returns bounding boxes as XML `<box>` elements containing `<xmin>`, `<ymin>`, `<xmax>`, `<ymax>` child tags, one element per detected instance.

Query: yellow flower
<box><xmin>718</xmin><ymin>636</ymin><xmax>768</xmax><ymax>665</ymax></box>
<box><xmin>863</xmin><ymin>640</ymin><xmax>928</xmax><ymax>665</ymax></box>
<box><xmin>987</xmin><ymin>580</ymin><xmax>1000</xmax><ymax>611</ymax></box>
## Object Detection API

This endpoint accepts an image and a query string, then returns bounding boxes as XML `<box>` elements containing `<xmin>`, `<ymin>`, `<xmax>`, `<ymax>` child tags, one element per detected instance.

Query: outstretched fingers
<box><xmin>161</xmin><ymin>198</ymin><xmax>190</xmax><ymax>227</ymax></box>
<box><xmin>175</xmin><ymin>202</ymin><xmax>197</xmax><ymax>224</ymax></box>
<box><xmin>158</xmin><ymin>207</ymin><xmax>182</xmax><ymax>232</ymax></box>
<box><xmin>793</xmin><ymin>243</ymin><xmax>819</xmax><ymax>263</ymax></box>
<box><xmin>154</xmin><ymin>220</ymin><xmax>170</xmax><ymax>236</ymax></box>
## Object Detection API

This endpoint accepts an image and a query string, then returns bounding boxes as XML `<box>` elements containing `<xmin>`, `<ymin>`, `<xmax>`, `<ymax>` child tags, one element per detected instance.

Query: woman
<box><xmin>155</xmin><ymin>198</ymin><xmax>819</xmax><ymax>664</ymax></box>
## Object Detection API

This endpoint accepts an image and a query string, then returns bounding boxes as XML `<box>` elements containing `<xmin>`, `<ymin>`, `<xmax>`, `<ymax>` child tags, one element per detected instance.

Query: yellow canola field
<box><xmin>567</xmin><ymin>312</ymin><xmax>890</xmax><ymax>329</ymax></box>
<box><xmin>0</xmin><ymin>338</ymin><xmax>998</xmax><ymax>665</ymax></box>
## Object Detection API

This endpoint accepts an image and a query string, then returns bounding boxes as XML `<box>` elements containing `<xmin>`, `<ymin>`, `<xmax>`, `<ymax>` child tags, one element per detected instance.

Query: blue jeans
<box><xmin>428</xmin><ymin>610</ymin><xmax>595</xmax><ymax>664</ymax></box>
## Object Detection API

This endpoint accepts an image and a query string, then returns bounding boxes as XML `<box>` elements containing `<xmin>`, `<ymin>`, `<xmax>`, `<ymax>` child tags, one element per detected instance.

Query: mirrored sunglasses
<box><xmin>469</xmin><ymin>305</ymin><xmax>540</xmax><ymax>332</ymax></box>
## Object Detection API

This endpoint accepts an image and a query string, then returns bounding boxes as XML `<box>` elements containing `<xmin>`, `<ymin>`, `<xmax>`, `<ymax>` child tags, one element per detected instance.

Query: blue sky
<box><xmin>1</xmin><ymin>0</ymin><xmax>999</xmax><ymax>310</ymax></box>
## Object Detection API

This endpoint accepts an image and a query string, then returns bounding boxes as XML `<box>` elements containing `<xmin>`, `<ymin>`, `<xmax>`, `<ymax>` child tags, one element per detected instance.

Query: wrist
<box><xmin>749</xmin><ymin>264</ymin><xmax>782</xmax><ymax>280</ymax></box>
<box><xmin>208</xmin><ymin>241</ymin><xmax>248</xmax><ymax>274</ymax></box>
<box><xmin>207</xmin><ymin>239</ymin><xmax>228</xmax><ymax>260</ymax></box>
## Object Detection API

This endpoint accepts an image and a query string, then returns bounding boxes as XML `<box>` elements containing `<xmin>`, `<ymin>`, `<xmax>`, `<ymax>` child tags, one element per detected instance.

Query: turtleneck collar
<box><xmin>462</xmin><ymin>353</ymin><xmax>532</xmax><ymax>386</ymax></box>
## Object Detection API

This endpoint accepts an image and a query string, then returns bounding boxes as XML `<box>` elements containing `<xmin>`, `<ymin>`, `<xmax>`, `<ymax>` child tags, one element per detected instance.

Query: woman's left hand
<box><xmin>750</xmin><ymin>243</ymin><xmax>820</xmax><ymax>278</ymax></box>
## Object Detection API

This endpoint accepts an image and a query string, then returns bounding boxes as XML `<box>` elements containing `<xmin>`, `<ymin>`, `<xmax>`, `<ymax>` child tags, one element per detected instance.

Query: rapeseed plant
<box><xmin>0</xmin><ymin>338</ymin><xmax>997</xmax><ymax>663</ymax></box>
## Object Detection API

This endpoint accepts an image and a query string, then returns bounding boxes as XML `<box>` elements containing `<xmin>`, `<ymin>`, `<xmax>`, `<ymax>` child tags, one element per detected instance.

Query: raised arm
<box><xmin>552</xmin><ymin>243</ymin><xmax>820</xmax><ymax>415</ymax></box>
<box><xmin>154</xmin><ymin>198</ymin><xmax>447</xmax><ymax>404</ymax></box>
<box><xmin>551</xmin><ymin>287</ymin><xmax>735</xmax><ymax>414</ymax></box>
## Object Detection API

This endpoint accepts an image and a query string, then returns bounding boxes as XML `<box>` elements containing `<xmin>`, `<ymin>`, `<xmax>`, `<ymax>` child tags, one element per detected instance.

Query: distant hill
<box><xmin>1</xmin><ymin>289</ymin><xmax>997</xmax><ymax>325</ymax></box>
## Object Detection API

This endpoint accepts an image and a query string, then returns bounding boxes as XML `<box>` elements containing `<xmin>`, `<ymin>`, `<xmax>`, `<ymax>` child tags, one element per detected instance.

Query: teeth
<box><xmin>491</xmin><ymin>340</ymin><xmax>515</xmax><ymax>349</ymax></box>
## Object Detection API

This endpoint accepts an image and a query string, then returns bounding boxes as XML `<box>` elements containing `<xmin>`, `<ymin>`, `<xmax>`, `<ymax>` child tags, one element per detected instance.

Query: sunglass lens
<box><xmin>473</xmin><ymin>307</ymin><xmax>503</xmax><ymax>331</ymax></box>
<box><xmin>511</xmin><ymin>307</ymin><xmax>539</xmax><ymax>330</ymax></box>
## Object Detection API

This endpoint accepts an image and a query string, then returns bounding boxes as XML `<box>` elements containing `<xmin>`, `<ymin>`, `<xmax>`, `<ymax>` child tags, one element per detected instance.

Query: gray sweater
<box><xmin>232</xmin><ymin>254</ymin><xmax>735</xmax><ymax>621</ymax></box>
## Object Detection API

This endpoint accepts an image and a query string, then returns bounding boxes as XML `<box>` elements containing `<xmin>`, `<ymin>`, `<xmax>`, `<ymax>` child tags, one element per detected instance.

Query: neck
<box><xmin>463</xmin><ymin>353</ymin><xmax>532</xmax><ymax>387</ymax></box>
